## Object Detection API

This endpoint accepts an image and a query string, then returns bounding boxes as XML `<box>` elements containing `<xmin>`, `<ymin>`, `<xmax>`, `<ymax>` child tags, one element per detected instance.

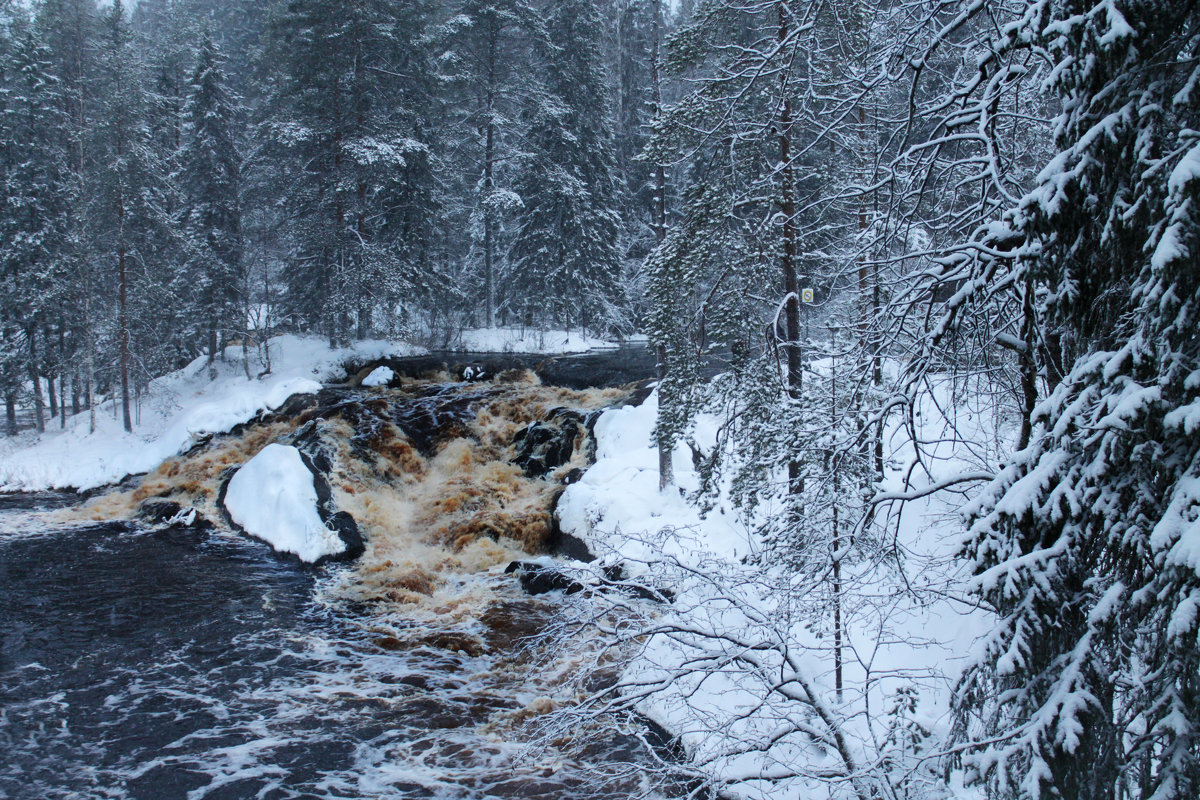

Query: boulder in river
<box><xmin>220</xmin><ymin>443</ymin><xmax>363</xmax><ymax>565</ymax></box>
<box><xmin>511</xmin><ymin>407</ymin><xmax>600</xmax><ymax>478</ymax></box>
<box><xmin>504</xmin><ymin>560</ymin><xmax>585</xmax><ymax>595</ymax></box>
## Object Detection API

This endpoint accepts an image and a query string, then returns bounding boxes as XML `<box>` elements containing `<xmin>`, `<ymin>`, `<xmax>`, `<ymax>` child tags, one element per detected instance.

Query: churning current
<box><xmin>0</xmin><ymin>505</ymin><xmax>656</xmax><ymax>800</ymax></box>
<box><xmin>0</xmin><ymin>348</ymin><xmax>669</xmax><ymax>800</ymax></box>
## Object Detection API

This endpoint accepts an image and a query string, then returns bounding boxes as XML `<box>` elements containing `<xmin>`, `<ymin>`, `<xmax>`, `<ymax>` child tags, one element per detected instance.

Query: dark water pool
<box><xmin>0</xmin><ymin>512</ymin><xmax>652</xmax><ymax>800</ymax></box>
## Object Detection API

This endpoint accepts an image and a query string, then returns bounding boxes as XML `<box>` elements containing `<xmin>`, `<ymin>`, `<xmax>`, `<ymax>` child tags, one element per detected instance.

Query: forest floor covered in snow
<box><xmin>557</xmin><ymin>380</ymin><xmax>1007</xmax><ymax>799</ymax></box>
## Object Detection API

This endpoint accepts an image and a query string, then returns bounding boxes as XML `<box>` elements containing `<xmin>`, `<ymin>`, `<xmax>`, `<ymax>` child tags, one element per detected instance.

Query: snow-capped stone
<box><xmin>362</xmin><ymin>366</ymin><xmax>395</xmax><ymax>387</ymax></box>
<box><xmin>222</xmin><ymin>443</ymin><xmax>347</xmax><ymax>564</ymax></box>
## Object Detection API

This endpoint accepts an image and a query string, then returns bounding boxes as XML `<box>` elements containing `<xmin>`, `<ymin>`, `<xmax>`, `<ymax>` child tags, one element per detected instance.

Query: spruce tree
<box><xmin>0</xmin><ymin>17</ymin><xmax>70</xmax><ymax>435</ymax></box>
<box><xmin>179</xmin><ymin>30</ymin><xmax>243</xmax><ymax>376</ymax></box>
<box><xmin>267</xmin><ymin>0</ymin><xmax>442</xmax><ymax>344</ymax></box>
<box><xmin>954</xmin><ymin>2</ymin><xmax>1200</xmax><ymax>798</ymax></box>
<box><xmin>89</xmin><ymin>0</ymin><xmax>175</xmax><ymax>431</ymax></box>
<box><xmin>508</xmin><ymin>0</ymin><xmax>625</xmax><ymax>332</ymax></box>
<box><xmin>442</xmin><ymin>0</ymin><xmax>538</xmax><ymax>328</ymax></box>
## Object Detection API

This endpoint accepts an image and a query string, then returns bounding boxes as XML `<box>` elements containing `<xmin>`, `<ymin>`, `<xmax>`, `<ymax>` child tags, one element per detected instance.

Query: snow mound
<box><xmin>557</xmin><ymin>391</ymin><xmax>750</xmax><ymax>573</ymax></box>
<box><xmin>362</xmin><ymin>366</ymin><xmax>395</xmax><ymax>387</ymax></box>
<box><xmin>222</xmin><ymin>444</ymin><xmax>345</xmax><ymax>563</ymax></box>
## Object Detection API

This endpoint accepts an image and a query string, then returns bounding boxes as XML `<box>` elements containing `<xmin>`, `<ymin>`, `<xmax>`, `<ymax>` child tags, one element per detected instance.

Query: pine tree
<box><xmin>953</xmin><ymin>2</ymin><xmax>1200</xmax><ymax>798</ymax></box>
<box><xmin>508</xmin><ymin>0</ymin><xmax>625</xmax><ymax>332</ymax></box>
<box><xmin>179</xmin><ymin>30</ymin><xmax>243</xmax><ymax>376</ymax></box>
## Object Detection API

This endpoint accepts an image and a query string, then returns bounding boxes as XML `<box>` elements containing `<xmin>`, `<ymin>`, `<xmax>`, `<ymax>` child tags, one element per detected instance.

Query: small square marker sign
<box><xmin>801</xmin><ymin>288</ymin><xmax>814</xmax><ymax>304</ymax></box>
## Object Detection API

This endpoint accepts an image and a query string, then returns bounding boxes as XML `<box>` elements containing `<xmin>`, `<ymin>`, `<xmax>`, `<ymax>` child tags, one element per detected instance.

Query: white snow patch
<box><xmin>223</xmin><ymin>443</ymin><xmax>343</xmax><ymax>563</ymax></box>
<box><xmin>558</xmin><ymin>381</ymin><xmax>996</xmax><ymax>799</ymax></box>
<box><xmin>453</xmin><ymin>327</ymin><xmax>617</xmax><ymax>354</ymax></box>
<box><xmin>362</xmin><ymin>366</ymin><xmax>395</xmax><ymax>387</ymax></box>
<box><xmin>0</xmin><ymin>335</ymin><xmax>424</xmax><ymax>492</ymax></box>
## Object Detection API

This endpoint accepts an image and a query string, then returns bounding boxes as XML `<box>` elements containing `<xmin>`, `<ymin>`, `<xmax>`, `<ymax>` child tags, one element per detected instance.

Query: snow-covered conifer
<box><xmin>508</xmin><ymin>0</ymin><xmax>626</xmax><ymax>333</ymax></box>
<box><xmin>179</xmin><ymin>30</ymin><xmax>243</xmax><ymax>375</ymax></box>
<box><xmin>952</xmin><ymin>2</ymin><xmax>1200</xmax><ymax>797</ymax></box>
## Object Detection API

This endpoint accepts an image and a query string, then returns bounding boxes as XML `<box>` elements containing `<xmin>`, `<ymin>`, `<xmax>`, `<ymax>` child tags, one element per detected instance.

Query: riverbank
<box><xmin>0</xmin><ymin>330</ymin><xmax>626</xmax><ymax>493</ymax></box>
<box><xmin>557</xmin><ymin>382</ymin><xmax>996</xmax><ymax>799</ymax></box>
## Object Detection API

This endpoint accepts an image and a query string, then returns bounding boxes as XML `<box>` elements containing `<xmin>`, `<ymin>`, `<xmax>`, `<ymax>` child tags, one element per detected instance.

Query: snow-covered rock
<box><xmin>361</xmin><ymin>366</ymin><xmax>395</xmax><ymax>387</ymax></box>
<box><xmin>222</xmin><ymin>443</ymin><xmax>354</xmax><ymax>564</ymax></box>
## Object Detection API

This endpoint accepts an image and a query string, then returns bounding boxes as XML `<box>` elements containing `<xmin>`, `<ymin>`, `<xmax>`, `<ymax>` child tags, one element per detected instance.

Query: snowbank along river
<box><xmin>0</xmin><ymin>346</ymin><xmax>671</xmax><ymax>800</ymax></box>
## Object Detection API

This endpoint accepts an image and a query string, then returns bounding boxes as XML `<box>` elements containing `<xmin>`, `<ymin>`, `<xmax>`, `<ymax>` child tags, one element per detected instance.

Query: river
<box><xmin>0</xmin><ymin>345</ymin><xmax>674</xmax><ymax>800</ymax></box>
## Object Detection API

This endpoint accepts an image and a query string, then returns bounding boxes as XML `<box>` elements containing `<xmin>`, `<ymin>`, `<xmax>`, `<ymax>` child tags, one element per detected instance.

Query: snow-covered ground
<box><xmin>452</xmin><ymin>327</ymin><xmax>618</xmax><ymax>354</ymax></box>
<box><xmin>0</xmin><ymin>336</ymin><xmax>423</xmax><ymax>492</ymax></box>
<box><xmin>558</xmin><ymin>385</ymin><xmax>1000</xmax><ymax>799</ymax></box>
<box><xmin>223</xmin><ymin>443</ymin><xmax>346</xmax><ymax>563</ymax></box>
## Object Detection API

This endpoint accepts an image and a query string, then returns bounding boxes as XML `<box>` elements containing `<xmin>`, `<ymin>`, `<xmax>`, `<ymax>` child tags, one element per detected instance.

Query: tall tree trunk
<box><xmin>59</xmin><ymin>326</ymin><xmax>67</xmax><ymax>428</ymax></box>
<box><xmin>483</xmin><ymin>19</ymin><xmax>499</xmax><ymax>329</ymax></box>
<box><xmin>1018</xmin><ymin>278</ymin><xmax>1038</xmax><ymax>450</ymax></box>
<box><xmin>27</xmin><ymin>325</ymin><xmax>46</xmax><ymax>434</ymax></box>
<box><xmin>45</xmin><ymin>323</ymin><xmax>58</xmax><ymax>421</ymax></box>
<box><xmin>829</xmin><ymin>326</ymin><xmax>843</xmax><ymax>701</ymax></box>
<box><xmin>856</xmin><ymin>103</ymin><xmax>884</xmax><ymax>483</ymax></box>
<box><xmin>5</xmin><ymin>392</ymin><xmax>17</xmax><ymax>436</ymax></box>
<box><xmin>651</xmin><ymin>0</ymin><xmax>673</xmax><ymax>490</ymax></box>
<box><xmin>208</xmin><ymin>322</ymin><xmax>219</xmax><ymax>379</ymax></box>
<box><xmin>777</xmin><ymin>2</ymin><xmax>802</xmax><ymax>493</ymax></box>
<box><xmin>86</xmin><ymin>297</ymin><xmax>96</xmax><ymax>435</ymax></box>
<box><xmin>47</xmin><ymin>372</ymin><xmax>58</xmax><ymax>420</ymax></box>
<box><xmin>118</xmin><ymin>219</ymin><xmax>133</xmax><ymax>433</ymax></box>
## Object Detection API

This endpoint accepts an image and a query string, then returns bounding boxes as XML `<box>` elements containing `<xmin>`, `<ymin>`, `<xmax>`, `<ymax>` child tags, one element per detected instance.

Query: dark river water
<box><xmin>0</xmin><ymin>345</ymin><xmax>674</xmax><ymax>800</ymax></box>
<box><xmin>0</xmin><ymin>507</ymin><xmax>653</xmax><ymax>800</ymax></box>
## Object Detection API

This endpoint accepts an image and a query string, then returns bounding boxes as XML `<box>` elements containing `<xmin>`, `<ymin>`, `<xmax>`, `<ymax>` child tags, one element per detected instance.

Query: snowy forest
<box><xmin>2</xmin><ymin>0</ymin><xmax>1200</xmax><ymax>799</ymax></box>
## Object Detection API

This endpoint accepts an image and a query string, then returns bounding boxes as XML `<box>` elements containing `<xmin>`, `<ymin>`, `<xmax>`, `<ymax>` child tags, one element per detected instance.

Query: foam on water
<box><xmin>0</xmin><ymin>374</ymin><xmax>661</xmax><ymax>800</ymax></box>
<box><xmin>0</xmin><ymin>523</ymin><xmax>653</xmax><ymax>799</ymax></box>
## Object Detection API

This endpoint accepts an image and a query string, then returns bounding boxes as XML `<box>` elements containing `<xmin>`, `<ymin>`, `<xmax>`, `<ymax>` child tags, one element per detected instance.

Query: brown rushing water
<box><xmin>0</xmin><ymin>352</ymin><xmax>669</xmax><ymax>800</ymax></box>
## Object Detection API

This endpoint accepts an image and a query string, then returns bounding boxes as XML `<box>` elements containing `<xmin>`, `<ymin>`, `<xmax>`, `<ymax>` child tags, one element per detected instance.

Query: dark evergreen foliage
<box><xmin>179</xmin><ymin>30</ymin><xmax>243</xmax><ymax>372</ymax></box>
<box><xmin>952</xmin><ymin>2</ymin><xmax>1200</xmax><ymax>798</ymax></box>
<box><xmin>508</xmin><ymin>0</ymin><xmax>626</xmax><ymax>332</ymax></box>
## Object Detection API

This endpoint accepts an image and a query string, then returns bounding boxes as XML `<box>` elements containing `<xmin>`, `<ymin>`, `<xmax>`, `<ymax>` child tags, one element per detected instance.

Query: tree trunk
<box><xmin>1018</xmin><ymin>279</ymin><xmax>1038</xmax><ymax>450</ymax></box>
<box><xmin>27</xmin><ymin>325</ymin><xmax>45</xmax><ymax>434</ymax></box>
<box><xmin>830</xmin><ymin>327</ymin><xmax>843</xmax><ymax>702</ymax></box>
<box><xmin>208</xmin><ymin>323</ymin><xmax>219</xmax><ymax>380</ymax></box>
<box><xmin>47</xmin><ymin>372</ymin><xmax>58</xmax><ymax>421</ymax></box>
<box><xmin>483</xmin><ymin>18</ymin><xmax>499</xmax><ymax>329</ymax></box>
<box><xmin>652</xmin><ymin>0</ymin><xmax>673</xmax><ymax>490</ymax></box>
<box><xmin>777</xmin><ymin>2</ymin><xmax>802</xmax><ymax>495</ymax></box>
<box><xmin>59</xmin><ymin>326</ymin><xmax>67</xmax><ymax>428</ymax></box>
<box><xmin>119</xmin><ymin>234</ymin><xmax>132</xmax><ymax>433</ymax></box>
<box><xmin>5</xmin><ymin>392</ymin><xmax>17</xmax><ymax>436</ymax></box>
